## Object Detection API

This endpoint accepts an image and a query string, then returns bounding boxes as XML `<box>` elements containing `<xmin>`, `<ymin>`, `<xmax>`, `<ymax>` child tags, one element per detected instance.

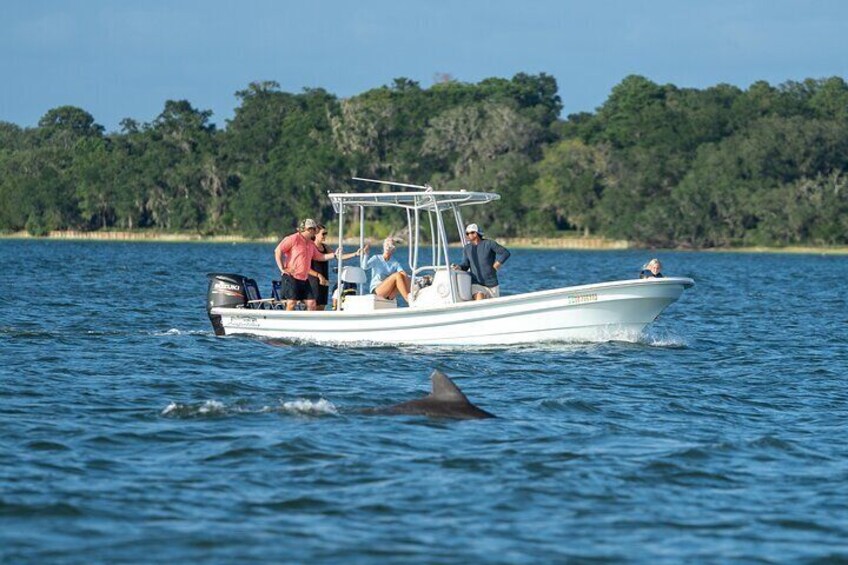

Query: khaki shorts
<box><xmin>471</xmin><ymin>284</ymin><xmax>499</xmax><ymax>298</ymax></box>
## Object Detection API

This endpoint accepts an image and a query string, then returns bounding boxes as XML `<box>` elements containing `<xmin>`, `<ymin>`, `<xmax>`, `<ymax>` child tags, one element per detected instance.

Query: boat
<box><xmin>205</xmin><ymin>178</ymin><xmax>694</xmax><ymax>346</ymax></box>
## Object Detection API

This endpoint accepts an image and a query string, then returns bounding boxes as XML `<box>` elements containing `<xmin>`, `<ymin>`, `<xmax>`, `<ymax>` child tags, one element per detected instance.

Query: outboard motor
<box><xmin>206</xmin><ymin>273</ymin><xmax>248</xmax><ymax>336</ymax></box>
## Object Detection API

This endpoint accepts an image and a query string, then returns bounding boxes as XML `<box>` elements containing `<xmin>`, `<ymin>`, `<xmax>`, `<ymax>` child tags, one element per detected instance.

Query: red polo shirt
<box><xmin>277</xmin><ymin>233</ymin><xmax>324</xmax><ymax>281</ymax></box>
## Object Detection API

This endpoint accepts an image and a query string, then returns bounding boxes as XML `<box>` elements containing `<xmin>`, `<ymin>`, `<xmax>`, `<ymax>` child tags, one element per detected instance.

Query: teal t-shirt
<box><xmin>365</xmin><ymin>254</ymin><xmax>404</xmax><ymax>292</ymax></box>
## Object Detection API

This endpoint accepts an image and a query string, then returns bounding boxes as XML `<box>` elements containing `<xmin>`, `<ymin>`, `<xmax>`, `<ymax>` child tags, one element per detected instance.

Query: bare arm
<box><xmin>308</xmin><ymin>268</ymin><xmax>328</xmax><ymax>285</ymax></box>
<box><xmin>312</xmin><ymin>244</ymin><xmax>335</xmax><ymax>262</ymax></box>
<box><xmin>335</xmin><ymin>247</ymin><xmax>365</xmax><ymax>261</ymax></box>
<box><xmin>274</xmin><ymin>243</ymin><xmax>288</xmax><ymax>275</ymax></box>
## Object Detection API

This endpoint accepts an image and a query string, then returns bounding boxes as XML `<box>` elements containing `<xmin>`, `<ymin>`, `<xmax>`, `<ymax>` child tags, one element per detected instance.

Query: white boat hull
<box><xmin>209</xmin><ymin>278</ymin><xmax>693</xmax><ymax>346</ymax></box>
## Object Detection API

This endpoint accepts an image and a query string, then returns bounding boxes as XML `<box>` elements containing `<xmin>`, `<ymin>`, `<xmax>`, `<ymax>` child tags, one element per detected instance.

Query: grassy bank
<box><xmin>700</xmin><ymin>245</ymin><xmax>848</xmax><ymax>255</ymax></box>
<box><xmin>2</xmin><ymin>230</ymin><xmax>848</xmax><ymax>254</ymax></box>
<box><xmin>0</xmin><ymin>230</ymin><xmax>628</xmax><ymax>249</ymax></box>
<box><xmin>0</xmin><ymin>230</ymin><xmax>277</xmax><ymax>243</ymax></box>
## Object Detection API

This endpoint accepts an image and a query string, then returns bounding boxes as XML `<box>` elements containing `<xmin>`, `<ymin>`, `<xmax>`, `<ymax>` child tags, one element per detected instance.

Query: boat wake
<box><xmin>247</xmin><ymin>326</ymin><xmax>688</xmax><ymax>353</ymax></box>
<box><xmin>150</xmin><ymin>328</ymin><xmax>210</xmax><ymax>337</ymax></box>
<box><xmin>638</xmin><ymin>329</ymin><xmax>689</xmax><ymax>349</ymax></box>
<box><xmin>2</xmin><ymin>326</ymin><xmax>211</xmax><ymax>340</ymax></box>
<box><xmin>263</xmin><ymin>336</ymin><xmax>398</xmax><ymax>350</ymax></box>
<box><xmin>160</xmin><ymin>398</ymin><xmax>338</xmax><ymax>419</ymax></box>
<box><xmin>161</xmin><ymin>400</ymin><xmax>228</xmax><ymax>418</ymax></box>
<box><xmin>277</xmin><ymin>398</ymin><xmax>339</xmax><ymax>416</ymax></box>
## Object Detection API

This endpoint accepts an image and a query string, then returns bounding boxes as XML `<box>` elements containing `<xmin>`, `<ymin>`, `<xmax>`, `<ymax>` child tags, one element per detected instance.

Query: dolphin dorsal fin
<box><xmin>429</xmin><ymin>370</ymin><xmax>469</xmax><ymax>402</ymax></box>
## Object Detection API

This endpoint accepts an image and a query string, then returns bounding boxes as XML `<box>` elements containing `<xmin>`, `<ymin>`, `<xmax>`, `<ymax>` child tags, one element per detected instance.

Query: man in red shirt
<box><xmin>274</xmin><ymin>219</ymin><xmax>336</xmax><ymax>311</ymax></box>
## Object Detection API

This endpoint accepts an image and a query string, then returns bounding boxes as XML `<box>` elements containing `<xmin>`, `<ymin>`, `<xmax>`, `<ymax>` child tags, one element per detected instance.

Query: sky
<box><xmin>2</xmin><ymin>0</ymin><xmax>847</xmax><ymax>132</ymax></box>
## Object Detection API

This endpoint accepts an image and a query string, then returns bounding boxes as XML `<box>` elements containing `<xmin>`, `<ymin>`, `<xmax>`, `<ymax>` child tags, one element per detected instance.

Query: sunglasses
<box><xmin>319</xmin><ymin>232</ymin><xmax>328</xmax><ymax>236</ymax></box>
<box><xmin>466</xmin><ymin>231</ymin><xmax>477</xmax><ymax>235</ymax></box>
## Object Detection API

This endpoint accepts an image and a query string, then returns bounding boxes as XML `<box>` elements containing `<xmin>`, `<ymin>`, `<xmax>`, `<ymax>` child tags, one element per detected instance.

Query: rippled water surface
<box><xmin>2</xmin><ymin>240</ymin><xmax>847</xmax><ymax>563</ymax></box>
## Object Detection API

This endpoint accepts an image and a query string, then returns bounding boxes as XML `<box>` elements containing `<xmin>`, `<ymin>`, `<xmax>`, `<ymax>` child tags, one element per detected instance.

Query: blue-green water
<box><xmin>1</xmin><ymin>240</ymin><xmax>847</xmax><ymax>563</ymax></box>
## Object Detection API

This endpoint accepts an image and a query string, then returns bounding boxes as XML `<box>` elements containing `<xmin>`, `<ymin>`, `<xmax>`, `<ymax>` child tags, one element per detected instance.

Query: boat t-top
<box><xmin>206</xmin><ymin>178</ymin><xmax>694</xmax><ymax>346</ymax></box>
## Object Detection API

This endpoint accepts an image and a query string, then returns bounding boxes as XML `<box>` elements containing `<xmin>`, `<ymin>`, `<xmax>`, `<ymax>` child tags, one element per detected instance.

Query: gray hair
<box><xmin>643</xmin><ymin>258</ymin><xmax>662</xmax><ymax>270</ymax></box>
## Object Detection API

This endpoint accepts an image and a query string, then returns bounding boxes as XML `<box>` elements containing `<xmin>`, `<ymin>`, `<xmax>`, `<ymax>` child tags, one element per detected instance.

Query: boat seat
<box><xmin>338</xmin><ymin>265</ymin><xmax>368</xmax><ymax>299</ymax></box>
<box><xmin>244</xmin><ymin>278</ymin><xmax>276</xmax><ymax>309</ymax></box>
<box><xmin>341</xmin><ymin>293</ymin><xmax>397</xmax><ymax>313</ymax></box>
<box><xmin>340</xmin><ymin>266</ymin><xmax>367</xmax><ymax>285</ymax></box>
<box><xmin>270</xmin><ymin>280</ymin><xmax>286</xmax><ymax>309</ymax></box>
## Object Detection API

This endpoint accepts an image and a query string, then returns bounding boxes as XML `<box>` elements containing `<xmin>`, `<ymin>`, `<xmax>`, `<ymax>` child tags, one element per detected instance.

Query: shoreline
<box><xmin>2</xmin><ymin>230</ymin><xmax>847</xmax><ymax>255</ymax></box>
<box><xmin>0</xmin><ymin>230</ymin><xmax>278</xmax><ymax>243</ymax></box>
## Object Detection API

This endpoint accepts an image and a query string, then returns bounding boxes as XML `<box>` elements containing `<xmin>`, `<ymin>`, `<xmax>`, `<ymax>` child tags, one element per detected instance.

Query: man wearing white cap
<box><xmin>455</xmin><ymin>223</ymin><xmax>510</xmax><ymax>300</ymax></box>
<box><xmin>274</xmin><ymin>218</ymin><xmax>337</xmax><ymax>310</ymax></box>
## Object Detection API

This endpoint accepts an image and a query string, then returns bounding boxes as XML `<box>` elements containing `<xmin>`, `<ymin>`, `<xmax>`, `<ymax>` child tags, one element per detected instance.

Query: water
<box><xmin>1</xmin><ymin>240</ymin><xmax>847</xmax><ymax>563</ymax></box>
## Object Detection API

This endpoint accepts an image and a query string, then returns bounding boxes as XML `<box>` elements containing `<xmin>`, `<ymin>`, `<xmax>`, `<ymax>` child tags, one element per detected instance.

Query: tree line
<box><xmin>1</xmin><ymin>73</ymin><xmax>847</xmax><ymax>247</ymax></box>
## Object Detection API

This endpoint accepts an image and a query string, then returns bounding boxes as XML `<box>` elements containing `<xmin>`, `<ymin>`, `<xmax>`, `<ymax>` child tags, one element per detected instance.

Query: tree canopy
<box><xmin>1</xmin><ymin>72</ymin><xmax>846</xmax><ymax>247</ymax></box>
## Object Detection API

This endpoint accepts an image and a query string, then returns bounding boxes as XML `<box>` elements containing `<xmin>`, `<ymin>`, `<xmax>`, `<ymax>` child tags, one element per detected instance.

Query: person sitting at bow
<box><xmin>639</xmin><ymin>258</ymin><xmax>664</xmax><ymax>279</ymax></box>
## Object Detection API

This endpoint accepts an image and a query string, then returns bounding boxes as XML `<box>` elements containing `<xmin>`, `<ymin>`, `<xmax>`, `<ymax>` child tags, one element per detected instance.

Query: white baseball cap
<box><xmin>465</xmin><ymin>223</ymin><xmax>483</xmax><ymax>235</ymax></box>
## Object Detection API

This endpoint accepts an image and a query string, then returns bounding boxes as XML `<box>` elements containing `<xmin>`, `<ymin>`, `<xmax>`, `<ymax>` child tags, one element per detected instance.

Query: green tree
<box><xmin>531</xmin><ymin>139</ymin><xmax>609</xmax><ymax>234</ymax></box>
<box><xmin>230</xmin><ymin>88</ymin><xmax>343</xmax><ymax>236</ymax></box>
<box><xmin>422</xmin><ymin>101</ymin><xmax>542</xmax><ymax>178</ymax></box>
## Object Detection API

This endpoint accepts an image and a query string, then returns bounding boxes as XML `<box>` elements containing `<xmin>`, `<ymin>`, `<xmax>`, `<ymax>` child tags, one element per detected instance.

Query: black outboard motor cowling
<box><xmin>206</xmin><ymin>273</ymin><xmax>248</xmax><ymax>335</ymax></box>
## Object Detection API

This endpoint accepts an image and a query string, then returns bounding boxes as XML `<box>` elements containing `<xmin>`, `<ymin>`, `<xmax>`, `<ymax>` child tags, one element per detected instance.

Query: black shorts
<box><xmin>308</xmin><ymin>275</ymin><xmax>329</xmax><ymax>306</ymax></box>
<box><xmin>281</xmin><ymin>274</ymin><xmax>314</xmax><ymax>301</ymax></box>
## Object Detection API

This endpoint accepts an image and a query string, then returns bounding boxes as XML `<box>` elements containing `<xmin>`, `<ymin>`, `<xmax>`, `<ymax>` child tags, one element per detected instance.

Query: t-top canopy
<box><xmin>329</xmin><ymin>178</ymin><xmax>499</xmax><ymax>213</ymax></box>
<box><xmin>328</xmin><ymin>190</ymin><xmax>500</xmax><ymax>213</ymax></box>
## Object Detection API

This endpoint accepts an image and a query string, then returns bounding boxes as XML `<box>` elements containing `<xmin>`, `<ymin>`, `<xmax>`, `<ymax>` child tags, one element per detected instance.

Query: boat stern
<box><xmin>206</xmin><ymin>273</ymin><xmax>250</xmax><ymax>336</ymax></box>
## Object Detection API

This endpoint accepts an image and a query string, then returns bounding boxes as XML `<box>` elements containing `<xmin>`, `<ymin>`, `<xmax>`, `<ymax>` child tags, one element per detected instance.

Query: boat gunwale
<box><xmin>211</xmin><ymin>277</ymin><xmax>694</xmax><ymax>320</ymax></box>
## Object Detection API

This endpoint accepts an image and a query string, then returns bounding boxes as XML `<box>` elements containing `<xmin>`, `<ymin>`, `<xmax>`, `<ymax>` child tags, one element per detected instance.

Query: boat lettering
<box><xmin>214</xmin><ymin>282</ymin><xmax>242</xmax><ymax>291</ymax></box>
<box><xmin>567</xmin><ymin>293</ymin><xmax>598</xmax><ymax>305</ymax></box>
<box><xmin>228</xmin><ymin>316</ymin><xmax>259</xmax><ymax>328</ymax></box>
